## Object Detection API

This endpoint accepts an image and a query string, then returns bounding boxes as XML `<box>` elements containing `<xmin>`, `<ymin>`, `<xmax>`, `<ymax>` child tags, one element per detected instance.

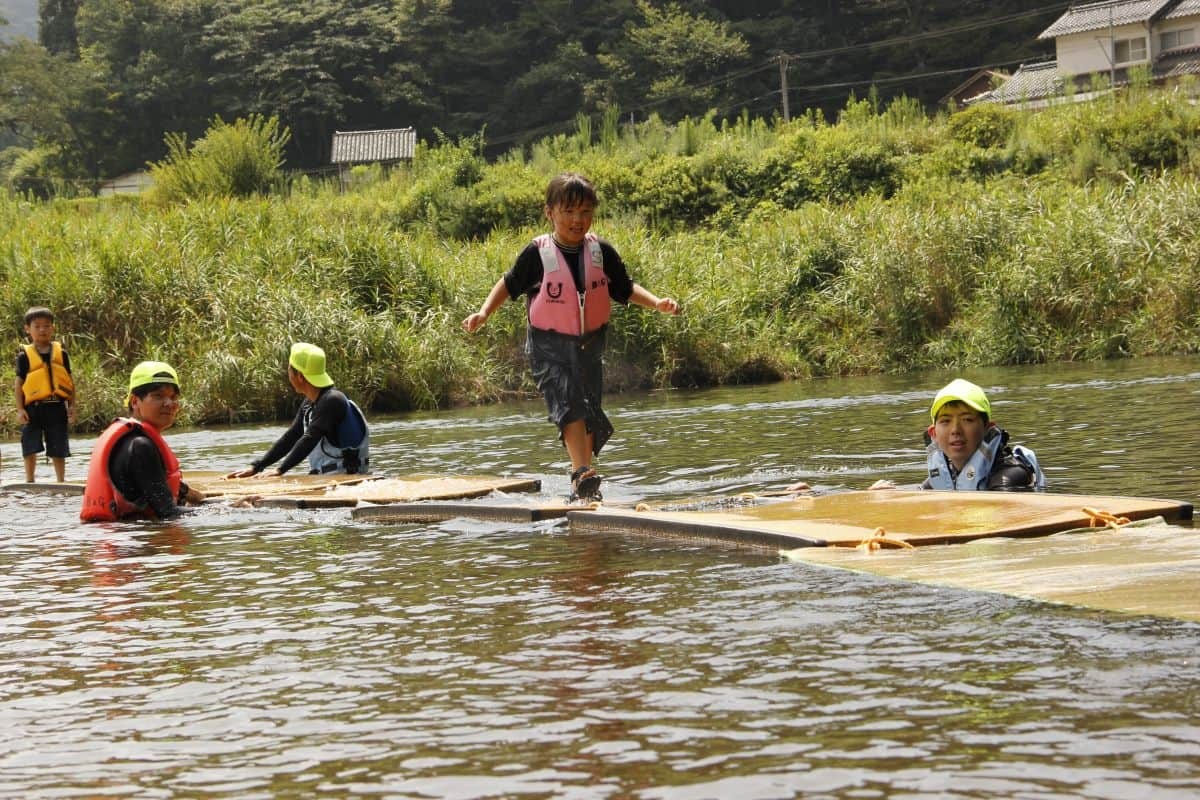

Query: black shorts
<box><xmin>526</xmin><ymin>326</ymin><xmax>613</xmax><ymax>456</ymax></box>
<box><xmin>21</xmin><ymin>400</ymin><xmax>71</xmax><ymax>458</ymax></box>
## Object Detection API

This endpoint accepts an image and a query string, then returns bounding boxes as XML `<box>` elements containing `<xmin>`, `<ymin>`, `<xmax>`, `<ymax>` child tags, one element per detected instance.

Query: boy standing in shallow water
<box><xmin>13</xmin><ymin>307</ymin><xmax>76</xmax><ymax>482</ymax></box>
<box><xmin>463</xmin><ymin>172</ymin><xmax>679</xmax><ymax>501</ymax></box>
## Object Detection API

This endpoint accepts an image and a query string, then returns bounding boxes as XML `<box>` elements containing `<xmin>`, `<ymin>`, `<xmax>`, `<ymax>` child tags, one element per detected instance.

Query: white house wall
<box><xmin>1056</xmin><ymin>22</ymin><xmax>1150</xmax><ymax>75</ymax></box>
<box><xmin>1154</xmin><ymin>17</ymin><xmax>1200</xmax><ymax>58</ymax></box>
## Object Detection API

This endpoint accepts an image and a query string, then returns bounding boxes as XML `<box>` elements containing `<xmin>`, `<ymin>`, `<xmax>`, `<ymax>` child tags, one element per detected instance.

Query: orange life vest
<box><xmin>80</xmin><ymin>418</ymin><xmax>182</xmax><ymax>522</ymax></box>
<box><xmin>527</xmin><ymin>233</ymin><xmax>612</xmax><ymax>336</ymax></box>
<box><xmin>21</xmin><ymin>342</ymin><xmax>75</xmax><ymax>403</ymax></box>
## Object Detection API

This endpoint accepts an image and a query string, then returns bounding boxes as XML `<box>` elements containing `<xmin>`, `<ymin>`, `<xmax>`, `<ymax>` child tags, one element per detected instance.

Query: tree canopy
<box><xmin>0</xmin><ymin>0</ymin><xmax>1060</xmax><ymax>183</ymax></box>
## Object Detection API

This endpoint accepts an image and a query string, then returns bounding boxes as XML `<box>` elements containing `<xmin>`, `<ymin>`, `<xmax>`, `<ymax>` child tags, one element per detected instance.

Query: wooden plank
<box><xmin>321</xmin><ymin>476</ymin><xmax>541</xmax><ymax>503</ymax></box>
<box><xmin>353</xmin><ymin>501</ymin><xmax>580</xmax><ymax>524</ymax></box>
<box><xmin>202</xmin><ymin>475</ymin><xmax>542</xmax><ymax>508</ymax></box>
<box><xmin>0</xmin><ymin>482</ymin><xmax>85</xmax><ymax>496</ymax></box>
<box><xmin>184</xmin><ymin>471</ymin><xmax>372</xmax><ymax>498</ymax></box>
<box><xmin>568</xmin><ymin>491</ymin><xmax>1194</xmax><ymax>550</ymax></box>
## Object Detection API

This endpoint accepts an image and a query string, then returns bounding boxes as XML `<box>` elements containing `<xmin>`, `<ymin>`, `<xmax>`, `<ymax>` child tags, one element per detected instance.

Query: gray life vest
<box><xmin>925</xmin><ymin>426</ymin><xmax>1044</xmax><ymax>491</ymax></box>
<box><xmin>305</xmin><ymin>397</ymin><xmax>370</xmax><ymax>475</ymax></box>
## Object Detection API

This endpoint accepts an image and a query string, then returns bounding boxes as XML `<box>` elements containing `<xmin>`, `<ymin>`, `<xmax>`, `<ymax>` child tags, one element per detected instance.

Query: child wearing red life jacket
<box><xmin>13</xmin><ymin>306</ymin><xmax>76</xmax><ymax>482</ymax></box>
<box><xmin>80</xmin><ymin>361</ymin><xmax>205</xmax><ymax>522</ymax></box>
<box><xmin>462</xmin><ymin>173</ymin><xmax>680</xmax><ymax>501</ymax></box>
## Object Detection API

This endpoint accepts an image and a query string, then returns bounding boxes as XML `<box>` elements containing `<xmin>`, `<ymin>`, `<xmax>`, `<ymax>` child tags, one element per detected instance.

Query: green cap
<box><xmin>128</xmin><ymin>361</ymin><xmax>180</xmax><ymax>394</ymax></box>
<box><xmin>930</xmin><ymin>378</ymin><xmax>991</xmax><ymax>422</ymax></box>
<box><xmin>289</xmin><ymin>342</ymin><xmax>333</xmax><ymax>388</ymax></box>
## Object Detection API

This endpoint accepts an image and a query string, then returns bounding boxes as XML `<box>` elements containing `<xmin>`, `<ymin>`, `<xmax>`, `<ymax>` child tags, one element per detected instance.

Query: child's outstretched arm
<box><xmin>629</xmin><ymin>284</ymin><xmax>680</xmax><ymax>315</ymax></box>
<box><xmin>462</xmin><ymin>278</ymin><xmax>511</xmax><ymax>333</ymax></box>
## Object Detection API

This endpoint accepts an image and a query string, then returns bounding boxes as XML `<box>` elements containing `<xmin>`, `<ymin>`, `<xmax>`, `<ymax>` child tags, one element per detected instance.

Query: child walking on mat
<box><xmin>463</xmin><ymin>172</ymin><xmax>679</xmax><ymax>501</ymax></box>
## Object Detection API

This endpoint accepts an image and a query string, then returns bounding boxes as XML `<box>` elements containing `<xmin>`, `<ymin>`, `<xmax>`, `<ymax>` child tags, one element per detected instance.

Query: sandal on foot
<box><xmin>569</xmin><ymin>465</ymin><xmax>603</xmax><ymax>501</ymax></box>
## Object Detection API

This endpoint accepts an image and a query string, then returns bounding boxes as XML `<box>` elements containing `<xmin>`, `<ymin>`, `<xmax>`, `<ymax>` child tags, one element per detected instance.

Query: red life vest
<box><xmin>527</xmin><ymin>233</ymin><xmax>611</xmax><ymax>336</ymax></box>
<box><xmin>80</xmin><ymin>418</ymin><xmax>182</xmax><ymax>522</ymax></box>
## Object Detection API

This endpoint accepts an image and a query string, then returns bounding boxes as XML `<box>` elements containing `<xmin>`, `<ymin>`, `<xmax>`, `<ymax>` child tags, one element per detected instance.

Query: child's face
<box><xmin>546</xmin><ymin>200</ymin><xmax>595</xmax><ymax>246</ymax></box>
<box><xmin>928</xmin><ymin>402</ymin><xmax>988</xmax><ymax>471</ymax></box>
<box><xmin>131</xmin><ymin>385</ymin><xmax>181</xmax><ymax>431</ymax></box>
<box><xmin>25</xmin><ymin>317</ymin><xmax>54</xmax><ymax>346</ymax></box>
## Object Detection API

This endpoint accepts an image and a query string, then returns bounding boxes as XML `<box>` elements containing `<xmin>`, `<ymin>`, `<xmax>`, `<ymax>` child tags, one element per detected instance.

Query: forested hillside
<box><xmin>0</xmin><ymin>0</ymin><xmax>1062</xmax><ymax>185</ymax></box>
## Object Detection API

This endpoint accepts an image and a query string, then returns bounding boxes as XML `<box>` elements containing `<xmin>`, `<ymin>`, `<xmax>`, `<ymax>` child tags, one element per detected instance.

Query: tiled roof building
<box><xmin>330</xmin><ymin>128</ymin><xmax>417</xmax><ymax>165</ymax></box>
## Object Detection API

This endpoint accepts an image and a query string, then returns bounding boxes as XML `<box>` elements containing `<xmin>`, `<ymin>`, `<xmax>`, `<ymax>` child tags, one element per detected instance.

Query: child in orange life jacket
<box><xmin>13</xmin><ymin>306</ymin><xmax>76</xmax><ymax>482</ymax></box>
<box><xmin>79</xmin><ymin>361</ymin><xmax>205</xmax><ymax>522</ymax></box>
<box><xmin>462</xmin><ymin>172</ymin><xmax>680</xmax><ymax>501</ymax></box>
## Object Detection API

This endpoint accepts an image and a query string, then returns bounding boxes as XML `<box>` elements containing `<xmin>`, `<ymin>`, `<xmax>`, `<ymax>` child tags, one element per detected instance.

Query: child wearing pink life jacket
<box><xmin>462</xmin><ymin>172</ymin><xmax>679</xmax><ymax>501</ymax></box>
<box><xmin>80</xmin><ymin>361</ymin><xmax>205</xmax><ymax>522</ymax></box>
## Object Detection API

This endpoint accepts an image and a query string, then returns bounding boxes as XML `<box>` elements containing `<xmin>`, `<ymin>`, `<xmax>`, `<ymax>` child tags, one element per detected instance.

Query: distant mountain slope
<box><xmin>0</xmin><ymin>0</ymin><xmax>37</xmax><ymax>41</ymax></box>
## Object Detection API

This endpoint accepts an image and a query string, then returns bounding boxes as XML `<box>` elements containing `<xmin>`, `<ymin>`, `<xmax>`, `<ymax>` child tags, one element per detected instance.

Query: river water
<box><xmin>2</xmin><ymin>357</ymin><xmax>1199</xmax><ymax>798</ymax></box>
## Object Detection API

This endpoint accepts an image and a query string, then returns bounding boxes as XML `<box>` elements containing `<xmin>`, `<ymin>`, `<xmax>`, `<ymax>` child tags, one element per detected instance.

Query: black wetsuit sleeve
<box><xmin>15</xmin><ymin>351</ymin><xmax>29</xmax><ymax>380</ymax></box>
<box><xmin>253</xmin><ymin>405</ymin><xmax>306</xmax><ymax>473</ymax></box>
<box><xmin>503</xmin><ymin>243</ymin><xmax>543</xmax><ymax>300</ymax></box>
<box><xmin>275</xmin><ymin>389</ymin><xmax>348</xmax><ymax>475</ymax></box>
<box><xmin>62</xmin><ymin>348</ymin><xmax>71</xmax><ymax>375</ymax></box>
<box><xmin>986</xmin><ymin>451</ymin><xmax>1037</xmax><ymax>491</ymax></box>
<box><xmin>109</xmin><ymin>432</ymin><xmax>184</xmax><ymax>519</ymax></box>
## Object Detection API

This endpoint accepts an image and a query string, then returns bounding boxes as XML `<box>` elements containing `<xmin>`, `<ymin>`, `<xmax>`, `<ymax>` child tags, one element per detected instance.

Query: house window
<box><xmin>1114</xmin><ymin>36</ymin><xmax>1147</xmax><ymax>64</ymax></box>
<box><xmin>1160</xmin><ymin>28</ymin><xmax>1195</xmax><ymax>52</ymax></box>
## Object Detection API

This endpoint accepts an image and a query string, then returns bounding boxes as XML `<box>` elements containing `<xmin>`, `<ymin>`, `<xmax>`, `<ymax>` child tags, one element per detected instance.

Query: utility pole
<box><xmin>779</xmin><ymin>54</ymin><xmax>791</xmax><ymax>122</ymax></box>
<box><xmin>1109</xmin><ymin>4</ymin><xmax>1116</xmax><ymax>89</ymax></box>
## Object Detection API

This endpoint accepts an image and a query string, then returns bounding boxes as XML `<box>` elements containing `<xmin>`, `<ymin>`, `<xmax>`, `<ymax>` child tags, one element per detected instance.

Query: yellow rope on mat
<box><xmin>856</xmin><ymin>527</ymin><xmax>915</xmax><ymax>552</ymax></box>
<box><xmin>1082</xmin><ymin>507</ymin><xmax>1132</xmax><ymax>529</ymax></box>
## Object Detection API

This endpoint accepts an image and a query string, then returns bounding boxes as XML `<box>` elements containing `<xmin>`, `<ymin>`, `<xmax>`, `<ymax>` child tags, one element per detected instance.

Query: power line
<box><xmin>487</xmin><ymin>4</ymin><xmax>1069</xmax><ymax>148</ymax></box>
<box><xmin>783</xmin><ymin>4</ymin><xmax>1071</xmax><ymax>62</ymax></box>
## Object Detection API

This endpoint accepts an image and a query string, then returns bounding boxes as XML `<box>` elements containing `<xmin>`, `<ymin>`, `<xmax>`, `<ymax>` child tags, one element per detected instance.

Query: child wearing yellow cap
<box><xmin>227</xmin><ymin>342</ymin><xmax>370</xmax><ymax>478</ymax></box>
<box><xmin>922</xmin><ymin>378</ymin><xmax>1044</xmax><ymax>491</ymax></box>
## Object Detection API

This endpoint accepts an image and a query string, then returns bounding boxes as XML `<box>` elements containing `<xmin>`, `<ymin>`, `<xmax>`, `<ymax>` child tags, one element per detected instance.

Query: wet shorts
<box><xmin>526</xmin><ymin>326</ymin><xmax>613</xmax><ymax>456</ymax></box>
<box><xmin>21</xmin><ymin>400</ymin><xmax>71</xmax><ymax>458</ymax></box>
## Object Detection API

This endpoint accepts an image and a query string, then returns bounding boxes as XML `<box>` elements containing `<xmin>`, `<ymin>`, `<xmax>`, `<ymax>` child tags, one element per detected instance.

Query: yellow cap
<box><xmin>930</xmin><ymin>378</ymin><xmax>991</xmax><ymax>422</ymax></box>
<box><xmin>128</xmin><ymin>361</ymin><xmax>179</xmax><ymax>394</ymax></box>
<box><xmin>288</xmin><ymin>342</ymin><xmax>333</xmax><ymax>388</ymax></box>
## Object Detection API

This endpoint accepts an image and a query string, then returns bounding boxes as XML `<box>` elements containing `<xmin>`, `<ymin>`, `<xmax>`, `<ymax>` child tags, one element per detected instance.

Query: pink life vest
<box><xmin>80</xmin><ymin>418</ymin><xmax>182</xmax><ymax>522</ymax></box>
<box><xmin>526</xmin><ymin>233</ymin><xmax>611</xmax><ymax>336</ymax></box>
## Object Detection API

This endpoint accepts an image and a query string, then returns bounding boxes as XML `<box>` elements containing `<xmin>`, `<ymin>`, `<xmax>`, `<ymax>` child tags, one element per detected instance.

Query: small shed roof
<box><xmin>1039</xmin><ymin>0</ymin><xmax>1175</xmax><ymax>39</ymax></box>
<box><xmin>1156</xmin><ymin>43</ymin><xmax>1200</xmax><ymax>75</ymax></box>
<box><xmin>980</xmin><ymin>61</ymin><xmax>1064</xmax><ymax>104</ymax></box>
<box><xmin>330</xmin><ymin>128</ymin><xmax>416</xmax><ymax>165</ymax></box>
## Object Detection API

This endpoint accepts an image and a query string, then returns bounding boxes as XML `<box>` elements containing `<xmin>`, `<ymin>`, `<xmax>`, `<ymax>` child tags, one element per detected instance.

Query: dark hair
<box><xmin>545</xmin><ymin>172</ymin><xmax>598</xmax><ymax>210</ymax></box>
<box><xmin>24</xmin><ymin>306</ymin><xmax>54</xmax><ymax>325</ymax></box>
<box><xmin>936</xmin><ymin>399</ymin><xmax>989</xmax><ymax>426</ymax></box>
<box><xmin>127</xmin><ymin>381</ymin><xmax>177</xmax><ymax>412</ymax></box>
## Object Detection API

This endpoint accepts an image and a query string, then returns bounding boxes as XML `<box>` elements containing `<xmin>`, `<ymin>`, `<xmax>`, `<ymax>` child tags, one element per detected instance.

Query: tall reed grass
<box><xmin>3</xmin><ymin>85</ymin><xmax>1200</xmax><ymax>433</ymax></box>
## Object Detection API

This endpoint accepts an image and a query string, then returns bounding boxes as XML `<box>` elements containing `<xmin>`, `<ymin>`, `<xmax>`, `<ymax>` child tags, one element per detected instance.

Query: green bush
<box><xmin>148</xmin><ymin>115</ymin><xmax>291</xmax><ymax>202</ymax></box>
<box><xmin>947</xmin><ymin>104</ymin><xmax>1017</xmax><ymax>148</ymax></box>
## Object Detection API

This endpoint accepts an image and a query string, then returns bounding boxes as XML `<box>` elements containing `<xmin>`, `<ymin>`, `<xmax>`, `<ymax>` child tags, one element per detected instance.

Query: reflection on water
<box><xmin>2</xmin><ymin>357</ymin><xmax>1200</xmax><ymax>797</ymax></box>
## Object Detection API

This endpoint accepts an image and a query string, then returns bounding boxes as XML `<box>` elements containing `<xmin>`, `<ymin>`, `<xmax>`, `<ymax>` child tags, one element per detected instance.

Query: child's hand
<box><xmin>656</xmin><ymin>297</ymin><xmax>680</xmax><ymax>315</ymax></box>
<box><xmin>225</xmin><ymin>467</ymin><xmax>257</xmax><ymax>479</ymax></box>
<box><xmin>868</xmin><ymin>479</ymin><xmax>897</xmax><ymax>491</ymax></box>
<box><xmin>67</xmin><ymin>406</ymin><xmax>77</xmax><ymax>424</ymax></box>
<box><xmin>17</xmin><ymin>408</ymin><xmax>29</xmax><ymax>424</ymax></box>
<box><xmin>786</xmin><ymin>481</ymin><xmax>811</xmax><ymax>493</ymax></box>
<box><xmin>462</xmin><ymin>311</ymin><xmax>488</xmax><ymax>333</ymax></box>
